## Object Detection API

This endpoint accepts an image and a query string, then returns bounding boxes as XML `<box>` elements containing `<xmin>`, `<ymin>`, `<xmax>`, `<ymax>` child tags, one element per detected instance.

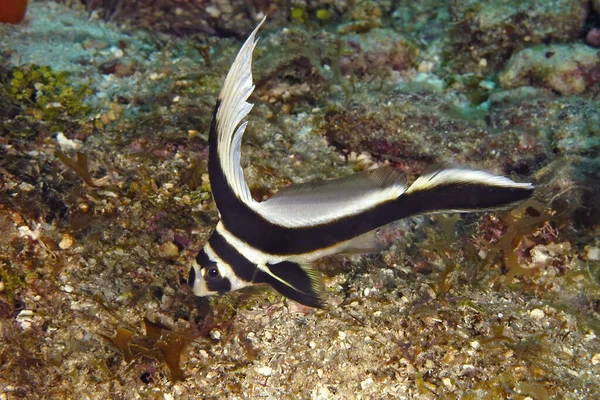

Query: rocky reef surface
<box><xmin>1</xmin><ymin>1</ymin><xmax>600</xmax><ymax>398</ymax></box>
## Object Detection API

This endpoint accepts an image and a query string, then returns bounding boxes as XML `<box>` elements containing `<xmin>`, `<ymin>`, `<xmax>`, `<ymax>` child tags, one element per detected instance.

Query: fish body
<box><xmin>188</xmin><ymin>18</ymin><xmax>534</xmax><ymax>308</ymax></box>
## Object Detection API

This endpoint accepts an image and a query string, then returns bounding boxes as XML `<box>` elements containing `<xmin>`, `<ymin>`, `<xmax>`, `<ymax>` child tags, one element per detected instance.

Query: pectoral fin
<box><xmin>254</xmin><ymin>261</ymin><xmax>325</xmax><ymax>308</ymax></box>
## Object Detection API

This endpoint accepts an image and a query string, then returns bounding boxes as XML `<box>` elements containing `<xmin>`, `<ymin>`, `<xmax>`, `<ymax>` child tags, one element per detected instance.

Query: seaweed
<box><xmin>481</xmin><ymin>323</ymin><xmax>514</xmax><ymax>345</ymax></box>
<box><xmin>479</xmin><ymin>198</ymin><xmax>573</xmax><ymax>282</ymax></box>
<box><xmin>55</xmin><ymin>150</ymin><xmax>120</xmax><ymax>193</ymax></box>
<box><xmin>55</xmin><ymin>151</ymin><xmax>98</xmax><ymax>188</ymax></box>
<box><xmin>100</xmin><ymin>318</ymin><xmax>197</xmax><ymax>382</ymax></box>
<box><xmin>420</xmin><ymin>214</ymin><xmax>463</xmax><ymax>296</ymax></box>
<box><xmin>413</xmin><ymin>195</ymin><xmax>574</xmax><ymax>298</ymax></box>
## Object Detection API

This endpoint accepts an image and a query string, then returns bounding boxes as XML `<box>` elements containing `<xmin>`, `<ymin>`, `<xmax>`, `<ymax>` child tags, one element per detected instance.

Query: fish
<box><xmin>187</xmin><ymin>17</ymin><xmax>534</xmax><ymax>308</ymax></box>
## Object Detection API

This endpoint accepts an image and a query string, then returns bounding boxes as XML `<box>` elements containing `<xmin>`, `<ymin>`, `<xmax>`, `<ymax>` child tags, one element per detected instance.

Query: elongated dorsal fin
<box><xmin>210</xmin><ymin>17</ymin><xmax>265</xmax><ymax>212</ymax></box>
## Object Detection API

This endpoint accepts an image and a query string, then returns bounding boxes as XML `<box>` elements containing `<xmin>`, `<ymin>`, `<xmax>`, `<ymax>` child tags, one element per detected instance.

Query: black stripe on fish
<box><xmin>195</xmin><ymin>248</ymin><xmax>214</xmax><ymax>268</ymax></box>
<box><xmin>217</xmin><ymin>176</ymin><xmax>533</xmax><ymax>256</ymax></box>
<box><xmin>208</xmin><ymin>229</ymin><xmax>258</xmax><ymax>282</ymax></box>
<box><xmin>206</xmin><ymin>273</ymin><xmax>232</xmax><ymax>293</ymax></box>
<box><xmin>187</xmin><ymin>264</ymin><xmax>196</xmax><ymax>289</ymax></box>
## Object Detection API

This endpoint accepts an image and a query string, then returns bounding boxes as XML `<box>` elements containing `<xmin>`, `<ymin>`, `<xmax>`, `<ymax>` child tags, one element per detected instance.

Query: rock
<box><xmin>586</xmin><ymin>28</ymin><xmax>600</xmax><ymax>48</ymax></box>
<box><xmin>499</xmin><ymin>44</ymin><xmax>600</xmax><ymax>96</ymax></box>
<box><xmin>447</xmin><ymin>0</ymin><xmax>588</xmax><ymax>73</ymax></box>
<box><xmin>158</xmin><ymin>241</ymin><xmax>179</xmax><ymax>259</ymax></box>
<box><xmin>320</xmin><ymin>91</ymin><xmax>548</xmax><ymax>176</ymax></box>
<box><xmin>339</xmin><ymin>29</ymin><xmax>418</xmax><ymax>78</ymax></box>
<box><xmin>337</xmin><ymin>0</ymin><xmax>387</xmax><ymax>34</ymax></box>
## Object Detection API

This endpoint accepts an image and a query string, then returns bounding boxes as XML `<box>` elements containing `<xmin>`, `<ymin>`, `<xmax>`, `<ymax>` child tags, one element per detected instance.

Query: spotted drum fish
<box><xmin>187</xmin><ymin>18</ymin><xmax>534</xmax><ymax>308</ymax></box>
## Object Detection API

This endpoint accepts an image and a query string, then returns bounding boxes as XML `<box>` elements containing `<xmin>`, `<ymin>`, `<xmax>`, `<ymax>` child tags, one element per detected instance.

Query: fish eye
<box><xmin>207</xmin><ymin>267</ymin><xmax>219</xmax><ymax>279</ymax></box>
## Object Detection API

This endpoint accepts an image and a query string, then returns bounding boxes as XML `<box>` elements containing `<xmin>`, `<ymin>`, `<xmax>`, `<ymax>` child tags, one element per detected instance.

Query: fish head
<box><xmin>188</xmin><ymin>241</ymin><xmax>251</xmax><ymax>296</ymax></box>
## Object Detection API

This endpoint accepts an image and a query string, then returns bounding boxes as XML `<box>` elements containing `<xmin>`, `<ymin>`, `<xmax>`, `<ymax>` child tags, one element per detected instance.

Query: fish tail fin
<box><xmin>255</xmin><ymin>262</ymin><xmax>325</xmax><ymax>308</ymax></box>
<box><xmin>399</xmin><ymin>168</ymin><xmax>534</xmax><ymax>215</ymax></box>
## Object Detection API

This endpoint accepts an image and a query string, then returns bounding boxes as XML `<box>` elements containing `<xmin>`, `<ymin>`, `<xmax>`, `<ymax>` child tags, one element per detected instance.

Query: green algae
<box><xmin>0</xmin><ymin>262</ymin><xmax>25</xmax><ymax>307</ymax></box>
<box><xmin>7</xmin><ymin>65</ymin><xmax>91</xmax><ymax>125</ymax></box>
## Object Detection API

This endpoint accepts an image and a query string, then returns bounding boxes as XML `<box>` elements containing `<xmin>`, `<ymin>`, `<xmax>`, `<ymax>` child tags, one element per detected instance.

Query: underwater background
<box><xmin>1</xmin><ymin>0</ymin><xmax>600</xmax><ymax>398</ymax></box>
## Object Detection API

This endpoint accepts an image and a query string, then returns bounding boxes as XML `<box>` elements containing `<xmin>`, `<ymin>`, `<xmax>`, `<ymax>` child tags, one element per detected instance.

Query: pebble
<box><xmin>586</xmin><ymin>28</ymin><xmax>600</xmax><ymax>47</ymax></box>
<box><xmin>158</xmin><ymin>241</ymin><xmax>179</xmax><ymax>258</ymax></box>
<box><xmin>173</xmin><ymin>385</ymin><xmax>184</xmax><ymax>396</ymax></box>
<box><xmin>206</xmin><ymin>371</ymin><xmax>217</xmax><ymax>380</ymax></box>
<box><xmin>205</xmin><ymin>5</ymin><xmax>221</xmax><ymax>18</ymax></box>
<box><xmin>256</xmin><ymin>366</ymin><xmax>272</xmax><ymax>377</ymax></box>
<box><xmin>210</xmin><ymin>329</ymin><xmax>221</xmax><ymax>340</ymax></box>
<box><xmin>311</xmin><ymin>384</ymin><xmax>332</xmax><ymax>400</ymax></box>
<box><xmin>592</xmin><ymin>353</ymin><xmax>600</xmax><ymax>365</ymax></box>
<box><xmin>587</xmin><ymin>247</ymin><xmax>600</xmax><ymax>261</ymax></box>
<box><xmin>115</xmin><ymin>60</ymin><xmax>135</xmax><ymax>77</ymax></box>
<box><xmin>18</xmin><ymin>182</ymin><xmax>35</xmax><ymax>191</ymax></box>
<box><xmin>360</xmin><ymin>377</ymin><xmax>374</xmax><ymax>390</ymax></box>
<box><xmin>442</xmin><ymin>377</ymin><xmax>454</xmax><ymax>390</ymax></box>
<box><xmin>59</xmin><ymin>233</ymin><xmax>74</xmax><ymax>250</ymax></box>
<box><xmin>82</xmin><ymin>38</ymin><xmax>108</xmax><ymax>50</ymax></box>
<box><xmin>16</xmin><ymin>310</ymin><xmax>35</xmax><ymax>330</ymax></box>
<box><xmin>417</xmin><ymin>60</ymin><xmax>434</xmax><ymax>73</ymax></box>
<box><xmin>530</xmin><ymin>308</ymin><xmax>545</xmax><ymax>320</ymax></box>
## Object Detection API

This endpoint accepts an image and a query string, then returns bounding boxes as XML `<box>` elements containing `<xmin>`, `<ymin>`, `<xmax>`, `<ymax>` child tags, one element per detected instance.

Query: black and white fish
<box><xmin>187</xmin><ymin>18</ymin><xmax>534</xmax><ymax>308</ymax></box>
